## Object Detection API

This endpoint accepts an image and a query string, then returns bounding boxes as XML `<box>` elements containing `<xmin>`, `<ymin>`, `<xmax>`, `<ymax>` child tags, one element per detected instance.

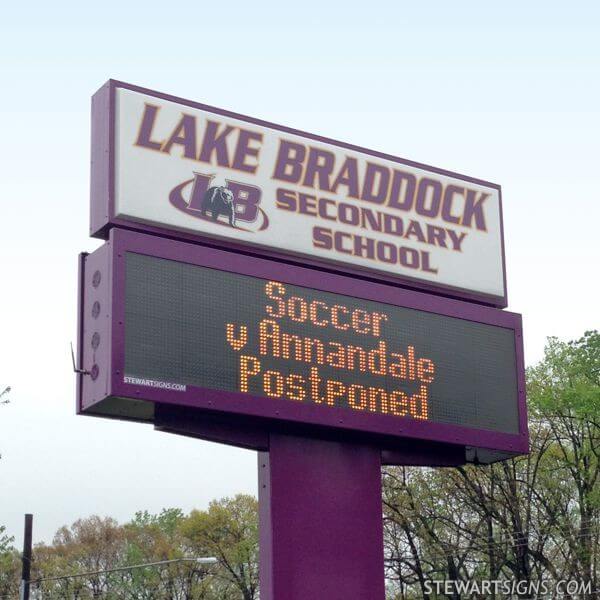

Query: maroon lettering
<box><xmin>298</xmin><ymin>193</ymin><xmax>318</xmax><ymax>216</ymax></box>
<box><xmin>330</xmin><ymin>157</ymin><xmax>360</xmax><ymax>198</ymax></box>
<box><xmin>135</xmin><ymin>104</ymin><xmax>163</xmax><ymax>151</ymax></box>
<box><xmin>161</xmin><ymin>114</ymin><xmax>197</xmax><ymax>159</ymax></box>
<box><xmin>420</xmin><ymin>251</ymin><xmax>438</xmax><ymax>273</ymax></box>
<box><xmin>425</xmin><ymin>225</ymin><xmax>447</xmax><ymax>248</ymax></box>
<box><xmin>334</xmin><ymin>231</ymin><xmax>353</xmax><ymax>254</ymax></box>
<box><xmin>187</xmin><ymin>172</ymin><xmax>213</xmax><ymax>211</ymax></box>
<box><xmin>226</xmin><ymin>180</ymin><xmax>262</xmax><ymax>223</ymax></box>
<box><xmin>198</xmin><ymin>120</ymin><xmax>234</xmax><ymax>167</ymax></box>
<box><xmin>338</xmin><ymin>202</ymin><xmax>360</xmax><ymax>226</ymax></box>
<box><xmin>231</xmin><ymin>128</ymin><xmax>263</xmax><ymax>173</ymax></box>
<box><xmin>447</xmin><ymin>229</ymin><xmax>468</xmax><ymax>251</ymax></box>
<box><xmin>376</xmin><ymin>242</ymin><xmax>397</xmax><ymax>264</ymax></box>
<box><xmin>276</xmin><ymin>188</ymin><xmax>297</xmax><ymax>212</ymax></box>
<box><xmin>362</xmin><ymin>163</ymin><xmax>389</xmax><ymax>204</ymax></box>
<box><xmin>388</xmin><ymin>170</ymin><xmax>416</xmax><ymax>211</ymax></box>
<box><xmin>415</xmin><ymin>178</ymin><xmax>442</xmax><ymax>218</ymax></box>
<box><xmin>313</xmin><ymin>226</ymin><xmax>333</xmax><ymax>250</ymax></box>
<box><xmin>353</xmin><ymin>235</ymin><xmax>376</xmax><ymax>259</ymax></box>
<box><xmin>302</xmin><ymin>147</ymin><xmax>335</xmax><ymax>191</ymax></box>
<box><xmin>273</xmin><ymin>140</ymin><xmax>306</xmax><ymax>183</ymax></box>
<box><xmin>441</xmin><ymin>185</ymin><xmax>463</xmax><ymax>224</ymax></box>
<box><xmin>462</xmin><ymin>190</ymin><xmax>488</xmax><ymax>231</ymax></box>
<box><xmin>318</xmin><ymin>198</ymin><xmax>337</xmax><ymax>221</ymax></box>
<box><xmin>399</xmin><ymin>247</ymin><xmax>419</xmax><ymax>270</ymax></box>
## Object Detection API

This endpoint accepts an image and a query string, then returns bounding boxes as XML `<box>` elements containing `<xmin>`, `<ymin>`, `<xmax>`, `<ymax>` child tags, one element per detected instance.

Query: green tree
<box><xmin>30</xmin><ymin>508</ymin><xmax>231</xmax><ymax>600</ymax></box>
<box><xmin>181</xmin><ymin>495</ymin><xmax>259</xmax><ymax>600</ymax></box>
<box><xmin>0</xmin><ymin>525</ymin><xmax>13</xmax><ymax>554</ymax></box>
<box><xmin>0</xmin><ymin>526</ymin><xmax>19</xmax><ymax>598</ymax></box>
<box><xmin>34</xmin><ymin>515</ymin><xmax>125</xmax><ymax>598</ymax></box>
<box><xmin>527</xmin><ymin>330</ymin><xmax>600</xmax><ymax>595</ymax></box>
<box><xmin>119</xmin><ymin>508</ymin><xmax>213</xmax><ymax>600</ymax></box>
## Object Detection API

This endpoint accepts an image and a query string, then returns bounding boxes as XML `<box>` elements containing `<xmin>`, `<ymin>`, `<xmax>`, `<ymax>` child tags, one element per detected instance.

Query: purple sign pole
<box><xmin>258</xmin><ymin>435</ymin><xmax>385</xmax><ymax>600</ymax></box>
<box><xmin>154</xmin><ymin>407</ymin><xmax>387</xmax><ymax>598</ymax></box>
<box><xmin>154</xmin><ymin>405</ymin><xmax>468</xmax><ymax>600</ymax></box>
<box><xmin>154</xmin><ymin>407</ymin><xmax>388</xmax><ymax>598</ymax></box>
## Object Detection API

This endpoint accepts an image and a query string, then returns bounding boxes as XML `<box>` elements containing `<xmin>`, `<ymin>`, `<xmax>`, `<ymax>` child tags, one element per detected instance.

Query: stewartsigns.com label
<box><xmin>112</xmin><ymin>86</ymin><xmax>505</xmax><ymax>300</ymax></box>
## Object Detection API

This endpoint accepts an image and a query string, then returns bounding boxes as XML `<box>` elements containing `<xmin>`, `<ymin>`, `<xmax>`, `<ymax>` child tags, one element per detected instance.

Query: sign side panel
<box><xmin>514</xmin><ymin>314</ymin><xmax>529</xmax><ymax>446</ymax></box>
<box><xmin>79</xmin><ymin>242</ymin><xmax>112</xmax><ymax>412</ymax></box>
<box><xmin>76</xmin><ymin>253</ymin><xmax>87</xmax><ymax>413</ymax></box>
<box><xmin>90</xmin><ymin>81</ymin><xmax>112</xmax><ymax>237</ymax></box>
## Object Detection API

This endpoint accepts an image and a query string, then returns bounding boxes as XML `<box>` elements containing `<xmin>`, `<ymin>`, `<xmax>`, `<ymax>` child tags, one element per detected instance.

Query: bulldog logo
<box><xmin>201</xmin><ymin>185</ymin><xmax>236</xmax><ymax>227</ymax></box>
<box><xmin>169</xmin><ymin>172</ymin><xmax>269</xmax><ymax>233</ymax></box>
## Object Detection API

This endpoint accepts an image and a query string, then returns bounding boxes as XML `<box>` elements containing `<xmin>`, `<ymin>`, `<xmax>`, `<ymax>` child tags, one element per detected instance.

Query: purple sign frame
<box><xmin>77</xmin><ymin>228</ymin><xmax>527</xmax><ymax>460</ymax></box>
<box><xmin>90</xmin><ymin>79</ymin><xmax>509</xmax><ymax>309</ymax></box>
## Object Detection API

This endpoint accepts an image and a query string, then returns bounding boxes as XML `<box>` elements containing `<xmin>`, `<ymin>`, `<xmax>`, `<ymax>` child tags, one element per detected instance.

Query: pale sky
<box><xmin>1</xmin><ymin>1</ymin><xmax>599</xmax><ymax>548</ymax></box>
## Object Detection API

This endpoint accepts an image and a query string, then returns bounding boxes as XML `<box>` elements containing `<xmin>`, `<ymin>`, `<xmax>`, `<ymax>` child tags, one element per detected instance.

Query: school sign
<box><xmin>80</xmin><ymin>81</ymin><xmax>525</xmax><ymax>600</ymax></box>
<box><xmin>91</xmin><ymin>81</ymin><xmax>507</xmax><ymax>306</ymax></box>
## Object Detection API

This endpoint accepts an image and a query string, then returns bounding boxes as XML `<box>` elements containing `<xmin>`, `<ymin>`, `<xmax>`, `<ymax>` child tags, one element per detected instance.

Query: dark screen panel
<box><xmin>124</xmin><ymin>252</ymin><xmax>519</xmax><ymax>434</ymax></box>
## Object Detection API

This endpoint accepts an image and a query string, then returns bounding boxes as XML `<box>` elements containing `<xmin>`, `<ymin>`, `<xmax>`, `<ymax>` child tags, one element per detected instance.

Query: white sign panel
<box><xmin>102</xmin><ymin>84</ymin><xmax>506</xmax><ymax>303</ymax></box>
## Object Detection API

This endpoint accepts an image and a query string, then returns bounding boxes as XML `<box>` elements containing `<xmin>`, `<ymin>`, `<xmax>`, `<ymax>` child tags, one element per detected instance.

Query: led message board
<box><xmin>78</xmin><ymin>230</ymin><xmax>527</xmax><ymax>457</ymax></box>
<box><xmin>90</xmin><ymin>80</ymin><xmax>507</xmax><ymax>307</ymax></box>
<box><xmin>125</xmin><ymin>253</ymin><xmax>516</xmax><ymax>432</ymax></box>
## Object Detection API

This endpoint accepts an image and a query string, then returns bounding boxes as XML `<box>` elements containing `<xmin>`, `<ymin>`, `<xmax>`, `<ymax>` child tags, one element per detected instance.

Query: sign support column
<box><xmin>258</xmin><ymin>434</ymin><xmax>385</xmax><ymax>600</ymax></box>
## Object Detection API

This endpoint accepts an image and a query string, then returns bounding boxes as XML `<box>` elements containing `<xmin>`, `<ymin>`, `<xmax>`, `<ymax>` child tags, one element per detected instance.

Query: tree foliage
<box><xmin>0</xmin><ymin>526</ymin><xmax>19</xmax><ymax>599</ymax></box>
<box><xmin>11</xmin><ymin>496</ymin><xmax>259</xmax><ymax>599</ymax></box>
<box><xmin>181</xmin><ymin>495</ymin><xmax>259</xmax><ymax>600</ymax></box>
